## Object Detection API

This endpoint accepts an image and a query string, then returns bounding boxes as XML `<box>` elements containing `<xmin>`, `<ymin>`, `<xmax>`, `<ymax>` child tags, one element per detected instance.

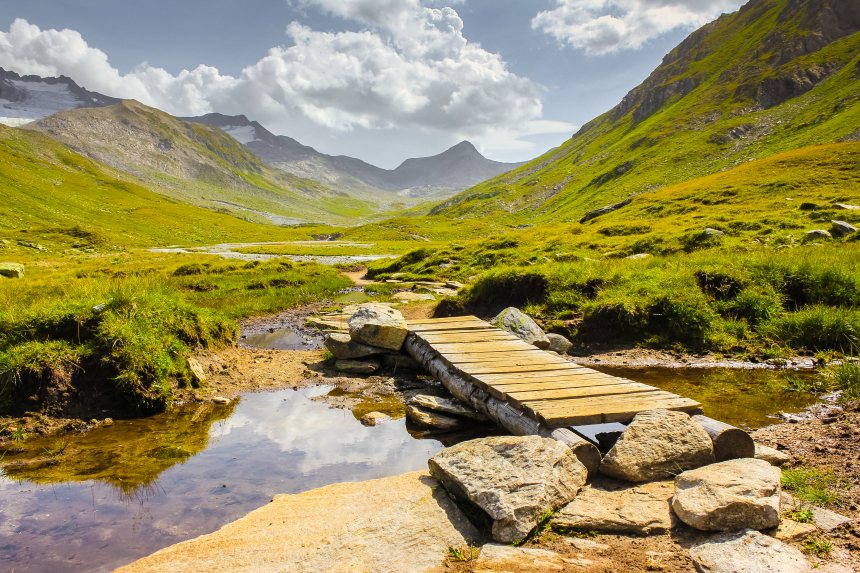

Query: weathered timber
<box><xmin>693</xmin><ymin>415</ymin><xmax>755</xmax><ymax>461</ymax></box>
<box><xmin>404</xmin><ymin>332</ymin><xmax>601</xmax><ymax>473</ymax></box>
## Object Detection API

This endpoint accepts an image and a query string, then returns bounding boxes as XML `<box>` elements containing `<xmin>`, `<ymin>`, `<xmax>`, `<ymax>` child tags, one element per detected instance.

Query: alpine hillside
<box><xmin>185</xmin><ymin>112</ymin><xmax>522</xmax><ymax>199</ymax></box>
<box><xmin>25</xmin><ymin>100</ymin><xmax>377</xmax><ymax>225</ymax></box>
<box><xmin>428</xmin><ymin>0</ymin><xmax>859</xmax><ymax>224</ymax></box>
<box><xmin>0</xmin><ymin>67</ymin><xmax>119</xmax><ymax>127</ymax></box>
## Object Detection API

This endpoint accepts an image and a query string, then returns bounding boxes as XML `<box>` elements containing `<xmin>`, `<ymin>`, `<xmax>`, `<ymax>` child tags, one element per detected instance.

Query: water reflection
<box><xmin>0</xmin><ymin>387</ymin><xmax>443</xmax><ymax>572</ymax></box>
<box><xmin>594</xmin><ymin>367</ymin><xmax>821</xmax><ymax>429</ymax></box>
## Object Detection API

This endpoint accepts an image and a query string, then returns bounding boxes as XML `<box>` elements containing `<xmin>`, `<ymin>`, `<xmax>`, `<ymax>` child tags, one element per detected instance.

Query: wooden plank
<box><xmin>535</xmin><ymin>397</ymin><xmax>703</xmax><ymax>426</ymax></box>
<box><xmin>410</xmin><ymin>325</ymin><xmax>496</xmax><ymax>334</ymax></box>
<box><xmin>446</xmin><ymin>353</ymin><xmax>558</xmax><ymax>365</ymax></box>
<box><xmin>475</xmin><ymin>371</ymin><xmax>618</xmax><ymax>386</ymax></box>
<box><xmin>476</xmin><ymin>366</ymin><xmax>600</xmax><ymax>381</ymax></box>
<box><xmin>465</xmin><ymin>363</ymin><xmax>582</xmax><ymax>375</ymax></box>
<box><xmin>531</xmin><ymin>393</ymin><xmax>701</xmax><ymax>419</ymax></box>
<box><xmin>506</xmin><ymin>383</ymin><xmax>657</xmax><ymax>406</ymax></box>
<box><xmin>416</xmin><ymin>332</ymin><xmax>521</xmax><ymax>343</ymax></box>
<box><xmin>490</xmin><ymin>376</ymin><xmax>636</xmax><ymax>394</ymax></box>
<box><xmin>429</xmin><ymin>341</ymin><xmax>541</xmax><ymax>353</ymax></box>
<box><xmin>408</xmin><ymin>316</ymin><xmax>485</xmax><ymax>324</ymax></box>
<box><xmin>532</xmin><ymin>390</ymin><xmax>690</xmax><ymax>411</ymax></box>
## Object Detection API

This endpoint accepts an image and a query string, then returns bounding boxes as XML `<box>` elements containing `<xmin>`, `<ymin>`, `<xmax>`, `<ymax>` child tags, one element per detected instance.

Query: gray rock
<box><xmin>359</xmin><ymin>412</ymin><xmax>391</xmax><ymax>427</ymax></box>
<box><xmin>410</xmin><ymin>394</ymin><xmax>487</xmax><ymax>421</ymax></box>
<box><xmin>804</xmin><ymin>229</ymin><xmax>832</xmax><ymax>240</ymax></box>
<box><xmin>625</xmin><ymin>253</ymin><xmax>652</xmax><ymax>260</ymax></box>
<box><xmin>406</xmin><ymin>405</ymin><xmax>471</xmax><ymax>432</ymax></box>
<box><xmin>834</xmin><ymin>203</ymin><xmax>860</xmax><ymax>210</ymax></box>
<box><xmin>211</xmin><ymin>396</ymin><xmax>230</xmax><ymax>405</ymax></box>
<box><xmin>831</xmin><ymin>220</ymin><xmax>857</xmax><ymax>237</ymax></box>
<box><xmin>324</xmin><ymin>332</ymin><xmax>386</xmax><ymax>360</ymax></box>
<box><xmin>429</xmin><ymin>435</ymin><xmax>588</xmax><ymax>543</ymax></box>
<box><xmin>187</xmin><ymin>357</ymin><xmax>207</xmax><ymax>385</ymax></box>
<box><xmin>553</xmin><ymin>480</ymin><xmax>676</xmax><ymax>534</ymax></box>
<box><xmin>17</xmin><ymin>240</ymin><xmax>46</xmax><ymax>251</ymax></box>
<box><xmin>672</xmin><ymin>458</ymin><xmax>781</xmax><ymax>531</ymax></box>
<box><xmin>335</xmin><ymin>359</ymin><xmax>380</xmax><ymax>375</ymax></box>
<box><xmin>600</xmin><ymin>409</ymin><xmax>715</xmax><ymax>482</ymax></box>
<box><xmin>348</xmin><ymin>303</ymin><xmax>408</xmax><ymax>351</ymax></box>
<box><xmin>473</xmin><ymin>544</ymin><xmax>565</xmax><ymax>572</ymax></box>
<box><xmin>580</xmin><ymin>198</ymin><xmax>632</xmax><ymax>223</ymax></box>
<box><xmin>754</xmin><ymin>443</ymin><xmax>790</xmax><ymax>466</ymax></box>
<box><xmin>703</xmin><ymin>228</ymin><xmax>725</xmax><ymax>236</ymax></box>
<box><xmin>781</xmin><ymin>493</ymin><xmax>852</xmax><ymax>532</ymax></box>
<box><xmin>0</xmin><ymin>262</ymin><xmax>24</xmax><ymax>278</ymax></box>
<box><xmin>492</xmin><ymin>307</ymin><xmax>551</xmax><ymax>350</ymax></box>
<box><xmin>546</xmin><ymin>333</ymin><xmax>573</xmax><ymax>354</ymax></box>
<box><xmin>689</xmin><ymin>529</ymin><xmax>811</xmax><ymax>573</ymax></box>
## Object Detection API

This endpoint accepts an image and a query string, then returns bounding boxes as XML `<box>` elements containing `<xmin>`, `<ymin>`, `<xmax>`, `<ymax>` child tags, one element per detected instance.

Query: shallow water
<box><xmin>242</xmin><ymin>327</ymin><xmax>317</xmax><ymax>350</ymax></box>
<box><xmin>594</xmin><ymin>366</ymin><xmax>821</xmax><ymax>429</ymax></box>
<box><xmin>149</xmin><ymin>241</ymin><xmax>397</xmax><ymax>264</ymax></box>
<box><xmin>0</xmin><ymin>387</ymin><xmax>443</xmax><ymax>572</ymax></box>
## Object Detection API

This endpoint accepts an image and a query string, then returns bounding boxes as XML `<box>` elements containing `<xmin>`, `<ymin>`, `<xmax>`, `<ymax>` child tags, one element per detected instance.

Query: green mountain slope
<box><xmin>431</xmin><ymin>0</ymin><xmax>860</xmax><ymax>222</ymax></box>
<box><xmin>0</xmin><ymin>124</ymin><xmax>324</xmax><ymax>248</ymax></box>
<box><xmin>26</xmin><ymin>101</ymin><xmax>375</xmax><ymax>225</ymax></box>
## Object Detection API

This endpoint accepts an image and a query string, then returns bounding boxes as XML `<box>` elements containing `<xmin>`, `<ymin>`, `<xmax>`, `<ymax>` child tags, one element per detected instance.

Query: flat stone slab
<box><xmin>690</xmin><ymin>529</ymin><xmax>811</xmax><ymax>573</ymax></box>
<box><xmin>410</xmin><ymin>394</ymin><xmax>488</xmax><ymax>421</ymax></box>
<box><xmin>754</xmin><ymin>443</ymin><xmax>790</xmax><ymax>466</ymax></box>
<box><xmin>553</xmin><ymin>480</ymin><xmax>676</xmax><ymax>534</ymax></box>
<box><xmin>407</xmin><ymin>405</ymin><xmax>473</xmax><ymax>432</ymax></box>
<box><xmin>0</xmin><ymin>262</ymin><xmax>24</xmax><ymax>278</ymax></box>
<box><xmin>335</xmin><ymin>359</ymin><xmax>379</xmax><ymax>374</ymax></box>
<box><xmin>117</xmin><ymin>471</ymin><xmax>479</xmax><ymax>573</ymax></box>
<box><xmin>324</xmin><ymin>332</ymin><xmax>386</xmax><ymax>359</ymax></box>
<box><xmin>429</xmin><ymin>435</ymin><xmax>587</xmax><ymax>543</ymax></box>
<box><xmin>473</xmin><ymin>545</ymin><xmax>565</xmax><ymax>572</ymax></box>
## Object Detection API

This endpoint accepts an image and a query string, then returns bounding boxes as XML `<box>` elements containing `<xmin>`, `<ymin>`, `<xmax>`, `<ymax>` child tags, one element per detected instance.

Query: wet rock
<box><xmin>492</xmin><ymin>307</ymin><xmax>550</xmax><ymax>350</ymax></box>
<box><xmin>406</xmin><ymin>405</ymin><xmax>471</xmax><ymax>432</ymax></box>
<box><xmin>600</xmin><ymin>409</ymin><xmax>714</xmax><ymax>482</ymax></box>
<box><xmin>831</xmin><ymin>220</ymin><xmax>857</xmax><ymax>237</ymax></box>
<box><xmin>348</xmin><ymin>303</ymin><xmax>408</xmax><ymax>351</ymax></box>
<box><xmin>473</xmin><ymin>545</ymin><xmax>565</xmax><ymax>573</ymax></box>
<box><xmin>117</xmin><ymin>471</ymin><xmax>479</xmax><ymax>573</ymax></box>
<box><xmin>211</xmin><ymin>396</ymin><xmax>230</xmax><ymax>405</ymax></box>
<box><xmin>410</xmin><ymin>394</ymin><xmax>487</xmax><ymax>421</ymax></box>
<box><xmin>187</xmin><ymin>357</ymin><xmax>207</xmax><ymax>385</ymax></box>
<box><xmin>324</xmin><ymin>332</ymin><xmax>385</xmax><ymax>360</ymax></box>
<box><xmin>429</xmin><ymin>435</ymin><xmax>588</xmax><ymax>543</ymax></box>
<box><xmin>546</xmin><ymin>333</ymin><xmax>573</xmax><ymax>355</ymax></box>
<box><xmin>392</xmin><ymin>291</ymin><xmax>435</xmax><ymax>302</ymax></box>
<box><xmin>754</xmin><ymin>443</ymin><xmax>790</xmax><ymax>466</ymax></box>
<box><xmin>689</xmin><ymin>530</ymin><xmax>811</xmax><ymax>573</ymax></box>
<box><xmin>672</xmin><ymin>458</ymin><xmax>781</xmax><ymax>531</ymax></box>
<box><xmin>805</xmin><ymin>229</ymin><xmax>832</xmax><ymax>240</ymax></box>
<box><xmin>335</xmin><ymin>359</ymin><xmax>380</xmax><ymax>375</ymax></box>
<box><xmin>0</xmin><ymin>262</ymin><xmax>24</xmax><ymax>278</ymax></box>
<box><xmin>553</xmin><ymin>480</ymin><xmax>676</xmax><ymax>534</ymax></box>
<box><xmin>359</xmin><ymin>412</ymin><xmax>391</xmax><ymax>427</ymax></box>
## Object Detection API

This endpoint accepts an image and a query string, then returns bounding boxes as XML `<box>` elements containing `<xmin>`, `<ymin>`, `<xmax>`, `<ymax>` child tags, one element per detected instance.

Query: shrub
<box><xmin>717</xmin><ymin>286</ymin><xmax>783</xmax><ymax>325</ymax></box>
<box><xmin>647</xmin><ymin>291</ymin><xmax>716</xmax><ymax>345</ymax></box>
<box><xmin>829</xmin><ymin>361</ymin><xmax>860</xmax><ymax>400</ymax></box>
<box><xmin>461</xmin><ymin>268</ymin><xmax>549</xmax><ymax>315</ymax></box>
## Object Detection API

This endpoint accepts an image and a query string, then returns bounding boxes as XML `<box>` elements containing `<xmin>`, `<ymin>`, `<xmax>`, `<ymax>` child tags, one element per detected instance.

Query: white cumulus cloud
<box><xmin>0</xmin><ymin>3</ymin><xmax>573</xmax><ymax>159</ymax></box>
<box><xmin>531</xmin><ymin>0</ymin><xmax>744</xmax><ymax>55</ymax></box>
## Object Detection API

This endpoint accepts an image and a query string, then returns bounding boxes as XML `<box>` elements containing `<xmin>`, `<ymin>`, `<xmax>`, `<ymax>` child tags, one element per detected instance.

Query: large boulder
<box><xmin>672</xmin><ymin>458</ymin><xmax>781</xmax><ymax>531</ymax></box>
<box><xmin>600</xmin><ymin>409</ymin><xmax>714</xmax><ymax>482</ymax></box>
<box><xmin>116</xmin><ymin>471</ymin><xmax>480</xmax><ymax>573</ymax></box>
<box><xmin>429</xmin><ymin>436</ymin><xmax>588</xmax><ymax>543</ymax></box>
<box><xmin>552</xmin><ymin>480</ymin><xmax>676</xmax><ymax>535</ymax></box>
<box><xmin>348</xmin><ymin>303</ymin><xmax>408</xmax><ymax>351</ymax></box>
<box><xmin>324</xmin><ymin>332</ymin><xmax>386</xmax><ymax>360</ymax></box>
<box><xmin>546</xmin><ymin>333</ymin><xmax>573</xmax><ymax>354</ymax></box>
<box><xmin>410</xmin><ymin>394</ymin><xmax>488</xmax><ymax>421</ymax></box>
<box><xmin>689</xmin><ymin>530</ymin><xmax>811</xmax><ymax>573</ymax></box>
<box><xmin>492</xmin><ymin>307</ymin><xmax>550</xmax><ymax>349</ymax></box>
<box><xmin>0</xmin><ymin>262</ymin><xmax>24</xmax><ymax>278</ymax></box>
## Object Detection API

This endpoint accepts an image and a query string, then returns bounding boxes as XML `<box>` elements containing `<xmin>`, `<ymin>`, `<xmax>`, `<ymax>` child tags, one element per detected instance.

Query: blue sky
<box><xmin>0</xmin><ymin>0</ymin><xmax>743</xmax><ymax>167</ymax></box>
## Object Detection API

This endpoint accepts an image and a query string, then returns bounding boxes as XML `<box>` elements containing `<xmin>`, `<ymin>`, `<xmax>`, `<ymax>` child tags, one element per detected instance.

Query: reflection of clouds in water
<box><xmin>213</xmin><ymin>388</ymin><xmax>440</xmax><ymax>475</ymax></box>
<box><xmin>0</xmin><ymin>387</ymin><xmax>443</xmax><ymax>571</ymax></box>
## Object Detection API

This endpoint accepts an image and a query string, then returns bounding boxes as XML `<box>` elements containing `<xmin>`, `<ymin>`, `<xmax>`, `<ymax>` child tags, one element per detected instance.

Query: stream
<box><xmin>0</xmin><ymin>364</ymin><xmax>823</xmax><ymax>572</ymax></box>
<box><xmin>149</xmin><ymin>241</ymin><xmax>398</xmax><ymax>265</ymax></box>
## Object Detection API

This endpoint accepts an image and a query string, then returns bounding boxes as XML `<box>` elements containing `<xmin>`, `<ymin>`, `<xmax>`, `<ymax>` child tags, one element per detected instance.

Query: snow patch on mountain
<box><xmin>223</xmin><ymin>125</ymin><xmax>258</xmax><ymax>145</ymax></box>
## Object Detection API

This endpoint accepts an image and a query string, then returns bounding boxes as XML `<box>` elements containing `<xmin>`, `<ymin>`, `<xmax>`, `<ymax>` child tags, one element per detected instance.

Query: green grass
<box><xmin>781</xmin><ymin>467</ymin><xmax>841</xmax><ymax>506</ymax></box>
<box><xmin>828</xmin><ymin>360</ymin><xmax>860</xmax><ymax>400</ymax></box>
<box><xmin>0</xmin><ymin>252</ymin><xmax>351</xmax><ymax>416</ymax></box>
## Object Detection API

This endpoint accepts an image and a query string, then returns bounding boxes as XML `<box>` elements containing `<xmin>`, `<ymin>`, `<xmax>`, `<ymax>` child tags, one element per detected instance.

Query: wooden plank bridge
<box><xmin>405</xmin><ymin>316</ymin><xmax>702</xmax><ymax>428</ymax></box>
